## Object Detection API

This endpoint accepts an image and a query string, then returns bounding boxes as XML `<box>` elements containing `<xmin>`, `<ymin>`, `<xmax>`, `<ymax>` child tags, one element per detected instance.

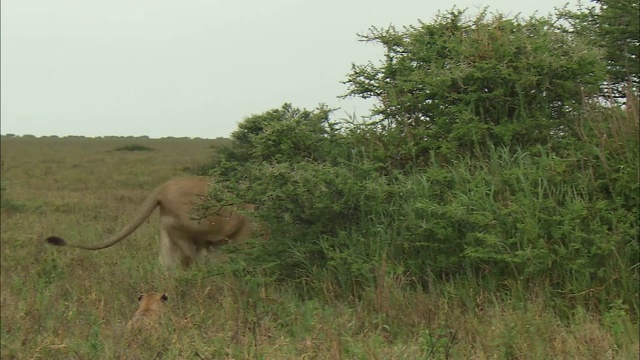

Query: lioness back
<box><xmin>127</xmin><ymin>292</ymin><xmax>168</xmax><ymax>330</ymax></box>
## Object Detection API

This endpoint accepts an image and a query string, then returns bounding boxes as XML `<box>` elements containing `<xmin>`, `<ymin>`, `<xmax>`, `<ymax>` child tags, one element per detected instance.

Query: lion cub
<box><xmin>127</xmin><ymin>292</ymin><xmax>168</xmax><ymax>330</ymax></box>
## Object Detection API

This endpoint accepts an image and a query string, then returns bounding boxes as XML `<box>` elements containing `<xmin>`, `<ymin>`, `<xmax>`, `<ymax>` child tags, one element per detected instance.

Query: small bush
<box><xmin>113</xmin><ymin>144</ymin><xmax>153</xmax><ymax>152</ymax></box>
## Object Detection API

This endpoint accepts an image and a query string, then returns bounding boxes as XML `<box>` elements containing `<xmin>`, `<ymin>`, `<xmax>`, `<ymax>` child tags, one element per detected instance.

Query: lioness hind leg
<box><xmin>161</xmin><ymin>228</ymin><xmax>198</xmax><ymax>268</ymax></box>
<box><xmin>159</xmin><ymin>228</ymin><xmax>189</xmax><ymax>267</ymax></box>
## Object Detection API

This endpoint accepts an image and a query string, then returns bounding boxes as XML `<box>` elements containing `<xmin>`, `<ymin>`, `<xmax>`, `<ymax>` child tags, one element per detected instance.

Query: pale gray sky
<box><xmin>1</xmin><ymin>0</ymin><xmax>575</xmax><ymax>138</ymax></box>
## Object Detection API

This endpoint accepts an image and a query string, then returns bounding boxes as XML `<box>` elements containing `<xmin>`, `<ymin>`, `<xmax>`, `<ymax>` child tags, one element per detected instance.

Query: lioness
<box><xmin>46</xmin><ymin>176</ymin><xmax>261</xmax><ymax>267</ymax></box>
<box><xmin>127</xmin><ymin>292</ymin><xmax>168</xmax><ymax>329</ymax></box>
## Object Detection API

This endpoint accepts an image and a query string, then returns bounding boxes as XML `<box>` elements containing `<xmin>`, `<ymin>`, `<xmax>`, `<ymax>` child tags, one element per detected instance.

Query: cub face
<box><xmin>127</xmin><ymin>292</ymin><xmax>168</xmax><ymax>329</ymax></box>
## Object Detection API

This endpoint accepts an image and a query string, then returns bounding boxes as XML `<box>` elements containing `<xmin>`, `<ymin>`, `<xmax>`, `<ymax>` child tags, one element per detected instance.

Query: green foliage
<box><xmin>206</xmin><ymin>160</ymin><xmax>393</xmax><ymax>288</ymax></box>
<box><xmin>206</xmin><ymin>102</ymin><xmax>638</xmax><ymax>316</ymax></box>
<box><xmin>343</xmin><ymin>9</ymin><xmax>605</xmax><ymax>165</ymax></box>
<box><xmin>603</xmin><ymin>299</ymin><xmax>633</xmax><ymax>349</ymax></box>
<box><xmin>87</xmin><ymin>323</ymin><xmax>103</xmax><ymax>356</ymax></box>
<box><xmin>201</xmin><ymin>7</ymin><xmax>638</xmax><ymax>319</ymax></box>
<box><xmin>214</xmin><ymin>103</ymin><xmax>344</xmax><ymax>170</ymax></box>
<box><xmin>595</xmin><ymin>0</ymin><xmax>640</xmax><ymax>93</ymax></box>
<box><xmin>558</xmin><ymin>0</ymin><xmax>639</xmax><ymax>97</ymax></box>
<box><xmin>113</xmin><ymin>144</ymin><xmax>154</xmax><ymax>152</ymax></box>
<box><xmin>421</xmin><ymin>328</ymin><xmax>456</xmax><ymax>359</ymax></box>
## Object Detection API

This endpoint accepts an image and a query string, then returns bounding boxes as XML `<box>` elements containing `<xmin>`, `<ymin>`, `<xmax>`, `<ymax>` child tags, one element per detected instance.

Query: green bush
<box><xmin>202</xmin><ymin>6</ymin><xmax>639</xmax><ymax>317</ymax></box>
<box><xmin>209</xmin><ymin>105</ymin><xmax>637</xmax><ymax>311</ymax></box>
<box><xmin>113</xmin><ymin>144</ymin><xmax>153</xmax><ymax>152</ymax></box>
<box><xmin>212</xmin><ymin>103</ymin><xmax>345</xmax><ymax>172</ymax></box>
<box><xmin>558</xmin><ymin>0</ymin><xmax>639</xmax><ymax>97</ymax></box>
<box><xmin>342</xmin><ymin>8</ymin><xmax>605</xmax><ymax>166</ymax></box>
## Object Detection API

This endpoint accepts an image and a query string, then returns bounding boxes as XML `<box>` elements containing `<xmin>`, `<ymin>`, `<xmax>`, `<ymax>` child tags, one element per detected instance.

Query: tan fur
<box><xmin>127</xmin><ymin>292</ymin><xmax>168</xmax><ymax>329</ymax></box>
<box><xmin>46</xmin><ymin>176</ymin><xmax>263</xmax><ymax>267</ymax></box>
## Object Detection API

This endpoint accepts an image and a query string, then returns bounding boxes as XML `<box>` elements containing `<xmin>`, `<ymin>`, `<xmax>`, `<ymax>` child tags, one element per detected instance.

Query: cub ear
<box><xmin>137</xmin><ymin>293</ymin><xmax>144</xmax><ymax>302</ymax></box>
<box><xmin>161</xmin><ymin>294</ymin><xmax>168</xmax><ymax>302</ymax></box>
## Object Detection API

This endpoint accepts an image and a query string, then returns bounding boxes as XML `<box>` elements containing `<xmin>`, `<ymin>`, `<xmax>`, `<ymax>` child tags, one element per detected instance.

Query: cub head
<box><xmin>138</xmin><ymin>292</ymin><xmax>168</xmax><ymax>304</ymax></box>
<box><xmin>127</xmin><ymin>292</ymin><xmax>168</xmax><ymax>329</ymax></box>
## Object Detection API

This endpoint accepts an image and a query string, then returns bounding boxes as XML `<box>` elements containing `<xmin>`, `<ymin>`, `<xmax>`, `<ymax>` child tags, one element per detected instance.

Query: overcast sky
<box><xmin>1</xmin><ymin>0</ymin><xmax>576</xmax><ymax>138</ymax></box>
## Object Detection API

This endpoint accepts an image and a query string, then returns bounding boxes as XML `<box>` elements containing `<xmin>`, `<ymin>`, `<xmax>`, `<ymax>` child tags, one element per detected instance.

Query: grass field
<box><xmin>1</xmin><ymin>135</ymin><xmax>637</xmax><ymax>359</ymax></box>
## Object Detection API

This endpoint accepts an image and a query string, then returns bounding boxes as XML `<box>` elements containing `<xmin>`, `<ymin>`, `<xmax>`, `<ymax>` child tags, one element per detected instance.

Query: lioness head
<box><xmin>127</xmin><ymin>292</ymin><xmax>168</xmax><ymax>330</ymax></box>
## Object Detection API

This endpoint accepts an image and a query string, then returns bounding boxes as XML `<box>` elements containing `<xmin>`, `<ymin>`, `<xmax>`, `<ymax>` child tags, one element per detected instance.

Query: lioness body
<box><xmin>127</xmin><ymin>292</ymin><xmax>168</xmax><ymax>329</ymax></box>
<box><xmin>47</xmin><ymin>176</ymin><xmax>258</xmax><ymax>267</ymax></box>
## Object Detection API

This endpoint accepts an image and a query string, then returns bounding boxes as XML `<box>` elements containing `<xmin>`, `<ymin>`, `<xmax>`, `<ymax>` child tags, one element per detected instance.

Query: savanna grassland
<box><xmin>2</xmin><ymin>3</ymin><xmax>640</xmax><ymax>359</ymax></box>
<box><xmin>1</xmin><ymin>135</ymin><xmax>638</xmax><ymax>359</ymax></box>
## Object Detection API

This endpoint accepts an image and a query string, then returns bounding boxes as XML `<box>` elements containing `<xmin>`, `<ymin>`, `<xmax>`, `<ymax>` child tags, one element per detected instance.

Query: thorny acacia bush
<box><xmin>200</xmin><ymin>7</ymin><xmax>639</xmax><ymax>317</ymax></box>
<box><xmin>557</xmin><ymin>0</ymin><xmax>639</xmax><ymax>98</ymax></box>
<box><xmin>203</xmin><ymin>101</ymin><xmax>638</xmax><ymax>316</ymax></box>
<box><xmin>342</xmin><ymin>9</ymin><xmax>606</xmax><ymax>166</ymax></box>
<box><xmin>211</xmin><ymin>103</ymin><xmax>345</xmax><ymax>169</ymax></box>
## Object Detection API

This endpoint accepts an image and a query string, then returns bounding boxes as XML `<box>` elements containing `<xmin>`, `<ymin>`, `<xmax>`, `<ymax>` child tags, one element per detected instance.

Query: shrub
<box><xmin>201</xmin><ymin>7</ymin><xmax>638</xmax><ymax>317</ymax></box>
<box><xmin>113</xmin><ymin>144</ymin><xmax>153</xmax><ymax>152</ymax></box>
<box><xmin>342</xmin><ymin>8</ymin><xmax>605</xmax><ymax>166</ymax></box>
